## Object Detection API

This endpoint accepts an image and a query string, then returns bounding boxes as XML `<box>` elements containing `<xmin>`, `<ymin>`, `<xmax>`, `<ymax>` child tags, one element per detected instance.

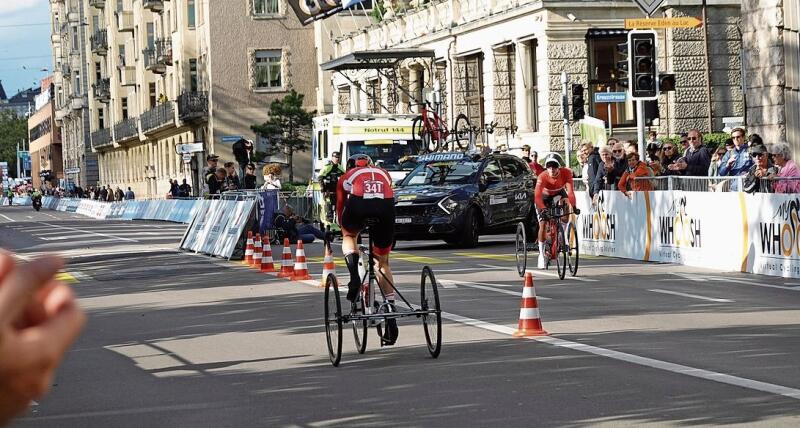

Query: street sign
<box><xmin>182</xmin><ymin>154</ymin><xmax>193</xmax><ymax>163</ymax></box>
<box><xmin>175</xmin><ymin>143</ymin><xmax>204</xmax><ymax>154</ymax></box>
<box><xmin>65</xmin><ymin>167</ymin><xmax>81</xmax><ymax>174</ymax></box>
<box><xmin>594</xmin><ymin>92</ymin><xmax>628</xmax><ymax>103</ymax></box>
<box><xmin>631</xmin><ymin>0</ymin><xmax>665</xmax><ymax>17</ymax></box>
<box><xmin>625</xmin><ymin>16</ymin><xmax>703</xmax><ymax>29</ymax></box>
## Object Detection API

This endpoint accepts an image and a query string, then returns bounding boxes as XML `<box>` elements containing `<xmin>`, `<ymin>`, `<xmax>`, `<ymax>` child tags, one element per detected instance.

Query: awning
<box><xmin>320</xmin><ymin>49</ymin><xmax>437</xmax><ymax>71</ymax></box>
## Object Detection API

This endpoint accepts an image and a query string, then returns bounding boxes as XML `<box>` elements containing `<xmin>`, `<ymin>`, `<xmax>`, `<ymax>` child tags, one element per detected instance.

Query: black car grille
<box><xmin>395</xmin><ymin>203</ymin><xmax>440</xmax><ymax>218</ymax></box>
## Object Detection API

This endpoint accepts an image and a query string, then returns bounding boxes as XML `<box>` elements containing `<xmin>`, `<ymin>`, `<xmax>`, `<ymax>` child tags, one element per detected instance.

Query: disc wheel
<box><xmin>566</xmin><ymin>221</ymin><xmax>579</xmax><ymax>277</ymax></box>
<box><xmin>515</xmin><ymin>222</ymin><xmax>527</xmax><ymax>277</ymax></box>
<box><xmin>324</xmin><ymin>274</ymin><xmax>343</xmax><ymax>366</ymax></box>
<box><xmin>421</xmin><ymin>266</ymin><xmax>442</xmax><ymax>358</ymax></box>
<box><xmin>452</xmin><ymin>113</ymin><xmax>470</xmax><ymax>150</ymax></box>
<box><xmin>556</xmin><ymin>223</ymin><xmax>567</xmax><ymax>280</ymax></box>
<box><xmin>352</xmin><ymin>289</ymin><xmax>368</xmax><ymax>354</ymax></box>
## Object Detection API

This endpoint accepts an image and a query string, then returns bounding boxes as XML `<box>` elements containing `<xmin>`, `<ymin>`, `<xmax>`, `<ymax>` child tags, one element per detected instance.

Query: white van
<box><xmin>311</xmin><ymin>114</ymin><xmax>422</xmax><ymax>182</ymax></box>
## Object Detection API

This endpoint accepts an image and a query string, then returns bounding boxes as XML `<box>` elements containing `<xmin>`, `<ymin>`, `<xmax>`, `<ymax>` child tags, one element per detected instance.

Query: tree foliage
<box><xmin>0</xmin><ymin>110</ymin><xmax>27</xmax><ymax>178</ymax></box>
<box><xmin>251</xmin><ymin>90</ymin><xmax>315</xmax><ymax>182</ymax></box>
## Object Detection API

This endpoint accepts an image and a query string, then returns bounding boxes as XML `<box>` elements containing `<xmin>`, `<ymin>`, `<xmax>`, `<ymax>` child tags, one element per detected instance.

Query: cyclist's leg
<box><xmin>340</xmin><ymin>201</ymin><xmax>364</xmax><ymax>302</ymax></box>
<box><xmin>371</xmin><ymin>198</ymin><xmax>395</xmax><ymax>300</ymax></box>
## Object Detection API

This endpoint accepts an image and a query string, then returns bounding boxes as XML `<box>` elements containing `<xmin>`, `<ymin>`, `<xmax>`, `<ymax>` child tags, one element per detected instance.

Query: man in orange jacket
<box><xmin>618</xmin><ymin>152</ymin><xmax>653</xmax><ymax>197</ymax></box>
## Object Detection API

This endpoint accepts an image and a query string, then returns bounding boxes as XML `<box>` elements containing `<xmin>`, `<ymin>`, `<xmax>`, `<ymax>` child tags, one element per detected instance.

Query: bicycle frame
<box><xmin>543</xmin><ymin>206</ymin><xmax>570</xmax><ymax>260</ymax></box>
<box><xmin>420</xmin><ymin>101</ymin><xmax>449</xmax><ymax>145</ymax></box>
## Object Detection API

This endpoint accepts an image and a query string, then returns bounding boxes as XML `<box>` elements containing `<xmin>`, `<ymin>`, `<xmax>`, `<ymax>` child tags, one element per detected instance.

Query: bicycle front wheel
<box><xmin>566</xmin><ymin>221</ymin><xmax>579</xmax><ymax>277</ymax></box>
<box><xmin>353</xmin><ymin>290</ymin><xmax>368</xmax><ymax>354</ymax></box>
<box><xmin>421</xmin><ymin>266</ymin><xmax>442</xmax><ymax>358</ymax></box>
<box><xmin>515</xmin><ymin>222</ymin><xmax>527</xmax><ymax>277</ymax></box>
<box><xmin>556</xmin><ymin>223</ymin><xmax>567</xmax><ymax>280</ymax></box>
<box><xmin>453</xmin><ymin>113</ymin><xmax>470</xmax><ymax>150</ymax></box>
<box><xmin>324</xmin><ymin>274</ymin><xmax>343</xmax><ymax>366</ymax></box>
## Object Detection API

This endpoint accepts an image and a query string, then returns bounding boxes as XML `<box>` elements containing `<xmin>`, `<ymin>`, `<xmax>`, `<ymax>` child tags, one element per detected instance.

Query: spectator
<box><xmin>767</xmin><ymin>142</ymin><xmax>800</xmax><ymax>193</ymax></box>
<box><xmin>261</xmin><ymin>163</ymin><xmax>282</xmax><ymax>190</ymax></box>
<box><xmin>660</xmin><ymin>141</ymin><xmax>681</xmax><ymax>174</ymax></box>
<box><xmin>594</xmin><ymin>143</ymin><xmax>626</xmax><ymax>193</ymax></box>
<box><xmin>520</xmin><ymin>145</ymin><xmax>532</xmax><ymax>163</ymax></box>
<box><xmin>645</xmin><ymin>142</ymin><xmax>664</xmax><ymax>176</ymax></box>
<box><xmin>203</xmin><ymin>154</ymin><xmax>219</xmax><ymax>178</ymax></box>
<box><xmin>678</xmin><ymin>133</ymin><xmax>689</xmax><ymax>152</ymax></box>
<box><xmin>243</xmin><ymin>163</ymin><xmax>257</xmax><ymax>189</ymax></box>
<box><xmin>224</xmin><ymin>162</ymin><xmax>240</xmax><ymax>191</ymax></box>
<box><xmin>646</xmin><ymin>131</ymin><xmax>658</xmax><ymax>146</ymax></box>
<box><xmin>724</xmin><ymin>138</ymin><xmax>735</xmax><ymax>152</ymax></box>
<box><xmin>581</xmin><ymin>141</ymin><xmax>601</xmax><ymax>197</ymax></box>
<box><xmin>114</xmin><ymin>186</ymin><xmax>124</xmax><ymax>201</ymax></box>
<box><xmin>178</xmin><ymin>179</ymin><xmax>192</xmax><ymax>197</ymax></box>
<box><xmin>670</xmin><ymin>129</ymin><xmax>711</xmax><ymax>176</ymax></box>
<box><xmin>208</xmin><ymin>169</ymin><xmax>226</xmax><ymax>195</ymax></box>
<box><xmin>748</xmin><ymin>133</ymin><xmax>764</xmax><ymax>149</ymax></box>
<box><xmin>743</xmin><ymin>145</ymin><xmax>778</xmax><ymax>193</ymax></box>
<box><xmin>275</xmin><ymin>204</ymin><xmax>326</xmax><ymax>244</ymax></box>
<box><xmin>124</xmin><ymin>187</ymin><xmax>135</xmax><ymax>200</ymax></box>
<box><xmin>718</xmin><ymin>127</ymin><xmax>753</xmax><ymax>190</ymax></box>
<box><xmin>592</xmin><ymin>145</ymin><xmax>615</xmax><ymax>197</ymax></box>
<box><xmin>618</xmin><ymin>152</ymin><xmax>653</xmax><ymax>196</ymax></box>
<box><xmin>232</xmin><ymin>138</ymin><xmax>255</xmax><ymax>176</ymax></box>
<box><xmin>708</xmin><ymin>143</ymin><xmax>728</xmax><ymax>176</ymax></box>
<box><xmin>106</xmin><ymin>186</ymin><xmax>115</xmax><ymax>202</ymax></box>
<box><xmin>99</xmin><ymin>186</ymin><xmax>108</xmax><ymax>201</ymax></box>
<box><xmin>529</xmin><ymin>150</ymin><xmax>544</xmax><ymax>176</ymax></box>
<box><xmin>622</xmin><ymin>140</ymin><xmax>637</xmax><ymax>155</ymax></box>
<box><xmin>168</xmin><ymin>179</ymin><xmax>179</xmax><ymax>198</ymax></box>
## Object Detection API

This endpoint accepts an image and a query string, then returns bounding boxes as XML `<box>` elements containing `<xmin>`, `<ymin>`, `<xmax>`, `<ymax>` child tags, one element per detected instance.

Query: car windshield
<box><xmin>347</xmin><ymin>141</ymin><xmax>421</xmax><ymax>171</ymax></box>
<box><xmin>401</xmin><ymin>160</ymin><xmax>481</xmax><ymax>186</ymax></box>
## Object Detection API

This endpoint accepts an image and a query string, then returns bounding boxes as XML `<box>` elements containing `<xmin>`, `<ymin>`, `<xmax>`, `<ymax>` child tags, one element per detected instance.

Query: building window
<box><xmin>527</xmin><ymin>40</ymin><xmax>539</xmax><ymax>132</ymax></box>
<box><xmin>95</xmin><ymin>62</ymin><xmax>102</xmax><ymax>81</ymax></box>
<box><xmin>149</xmin><ymin>83</ymin><xmax>156</xmax><ymax>108</ymax></box>
<box><xmin>122</xmin><ymin>97</ymin><xmax>128</xmax><ymax>119</ymax></box>
<box><xmin>99</xmin><ymin>108</ymin><xmax>105</xmax><ymax>129</ymax></box>
<box><xmin>74</xmin><ymin>71</ymin><xmax>81</xmax><ymax>95</ymax></box>
<box><xmin>189</xmin><ymin>58</ymin><xmax>198</xmax><ymax>91</ymax></box>
<box><xmin>187</xmin><ymin>0</ymin><xmax>196</xmax><ymax>28</ymax></box>
<box><xmin>147</xmin><ymin>23</ymin><xmax>155</xmax><ymax>50</ymax></box>
<box><xmin>588</xmin><ymin>32</ymin><xmax>636</xmax><ymax>128</ymax></box>
<box><xmin>253</xmin><ymin>50</ymin><xmax>282</xmax><ymax>89</ymax></box>
<box><xmin>118</xmin><ymin>44</ymin><xmax>126</xmax><ymax>66</ymax></box>
<box><xmin>493</xmin><ymin>45</ymin><xmax>516</xmax><ymax>130</ymax></box>
<box><xmin>366</xmin><ymin>79</ymin><xmax>381</xmax><ymax>114</ymax></box>
<box><xmin>116</xmin><ymin>0</ymin><xmax>123</xmax><ymax>13</ymax></box>
<box><xmin>253</xmin><ymin>0</ymin><xmax>279</xmax><ymax>15</ymax></box>
<box><xmin>461</xmin><ymin>53</ymin><xmax>484</xmax><ymax>128</ymax></box>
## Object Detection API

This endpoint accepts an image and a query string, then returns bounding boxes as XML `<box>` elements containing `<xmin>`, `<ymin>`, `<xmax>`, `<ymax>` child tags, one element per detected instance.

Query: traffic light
<box><xmin>659</xmin><ymin>73</ymin><xmax>676</xmax><ymax>93</ymax></box>
<box><xmin>571</xmin><ymin>83</ymin><xmax>585</xmax><ymax>121</ymax></box>
<box><xmin>616</xmin><ymin>42</ymin><xmax>629</xmax><ymax>89</ymax></box>
<box><xmin>628</xmin><ymin>30</ymin><xmax>659</xmax><ymax>100</ymax></box>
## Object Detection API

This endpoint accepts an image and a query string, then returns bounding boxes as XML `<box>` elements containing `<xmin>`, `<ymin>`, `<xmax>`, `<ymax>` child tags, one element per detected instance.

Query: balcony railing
<box><xmin>61</xmin><ymin>63</ymin><xmax>71</xmax><ymax>78</ymax></box>
<box><xmin>89</xmin><ymin>0</ymin><xmax>105</xmax><ymax>8</ymax></box>
<box><xmin>143</xmin><ymin>0</ymin><xmax>164</xmax><ymax>12</ymax></box>
<box><xmin>92</xmin><ymin>78</ymin><xmax>110</xmax><ymax>102</ymax></box>
<box><xmin>70</xmin><ymin>95</ymin><xmax>85</xmax><ymax>110</ymax></box>
<box><xmin>140</xmin><ymin>102</ymin><xmax>174</xmax><ymax>133</ymax></box>
<box><xmin>91</xmin><ymin>128</ymin><xmax>113</xmax><ymax>150</ymax></box>
<box><xmin>143</xmin><ymin>38</ymin><xmax>172</xmax><ymax>74</ymax></box>
<box><xmin>90</xmin><ymin>29</ymin><xmax>108</xmax><ymax>55</ymax></box>
<box><xmin>178</xmin><ymin>91</ymin><xmax>208</xmax><ymax>122</ymax></box>
<box><xmin>113</xmin><ymin>117</ymin><xmax>138</xmax><ymax>143</ymax></box>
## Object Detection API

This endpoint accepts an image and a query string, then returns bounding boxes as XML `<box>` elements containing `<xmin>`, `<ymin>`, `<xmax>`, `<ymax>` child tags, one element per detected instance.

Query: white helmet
<box><xmin>543</xmin><ymin>153</ymin><xmax>564</xmax><ymax>168</ymax></box>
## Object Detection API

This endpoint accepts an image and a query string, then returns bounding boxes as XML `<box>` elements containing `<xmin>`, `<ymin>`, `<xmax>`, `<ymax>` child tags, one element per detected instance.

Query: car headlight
<box><xmin>438</xmin><ymin>196</ymin><xmax>463</xmax><ymax>215</ymax></box>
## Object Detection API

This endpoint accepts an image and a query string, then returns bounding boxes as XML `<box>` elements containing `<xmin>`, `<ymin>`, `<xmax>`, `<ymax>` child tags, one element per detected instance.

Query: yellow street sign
<box><xmin>625</xmin><ymin>17</ymin><xmax>703</xmax><ymax>29</ymax></box>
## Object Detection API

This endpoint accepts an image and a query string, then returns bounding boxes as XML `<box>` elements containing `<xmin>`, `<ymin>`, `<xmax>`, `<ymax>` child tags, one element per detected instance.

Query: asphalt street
<box><xmin>2</xmin><ymin>205</ymin><xmax>800</xmax><ymax>427</ymax></box>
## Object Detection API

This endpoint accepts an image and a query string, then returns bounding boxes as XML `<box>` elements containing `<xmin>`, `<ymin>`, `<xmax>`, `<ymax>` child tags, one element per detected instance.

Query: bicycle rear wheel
<box><xmin>421</xmin><ymin>266</ymin><xmax>442</xmax><ymax>358</ymax></box>
<box><xmin>515</xmin><ymin>222</ymin><xmax>527</xmax><ymax>277</ymax></box>
<box><xmin>453</xmin><ymin>113</ymin><xmax>470</xmax><ymax>150</ymax></box>
<box><xmin>324</xmin><ymin>274</ymin><xmax>343</xmax><ymax>366</ymax></box>
<box><xmin>566</xmin><ymin>221</ymin><xmax>579</xmax><ymax>277</ymax></box>
<box><xmin>353</xmin><ymin>288</ymin><xmax>368</xmax><ymax>354</ymax></box>
<box><xmin>556</xmin><ymin>223</ymin><xmax>567</xmax><ymax>280</ymax></box>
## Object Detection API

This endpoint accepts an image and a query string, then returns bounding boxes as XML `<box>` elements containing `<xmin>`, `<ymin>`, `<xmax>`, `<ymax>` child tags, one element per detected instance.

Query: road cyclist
<box><xmin>533</xmin><ymin>153</ymin><xmax>580</xmax><ymax>271</ymax></box>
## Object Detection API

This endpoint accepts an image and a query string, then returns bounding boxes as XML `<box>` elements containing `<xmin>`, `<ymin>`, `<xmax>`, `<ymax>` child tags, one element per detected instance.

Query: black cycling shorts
<box><xmin>542</xmin><ymin>189</ymin><xmax>568</xmax><ymax>209</ymax></box>
<box><xmin>340</xmin><ymin>196</ymin><xmax>395</xmax><ymax>255</ymax></box>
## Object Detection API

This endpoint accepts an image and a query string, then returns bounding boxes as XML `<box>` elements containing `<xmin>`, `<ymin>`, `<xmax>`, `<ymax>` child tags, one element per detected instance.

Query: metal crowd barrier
<box><xmin>629</xmin><ymin>176</ymin><xmax>800</xmax><ymax>193</ymax></box>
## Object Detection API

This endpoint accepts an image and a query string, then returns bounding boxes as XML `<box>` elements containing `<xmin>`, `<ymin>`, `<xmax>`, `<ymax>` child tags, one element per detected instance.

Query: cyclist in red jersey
<box><xmin>336</xmin><ymin>154</ymin><xmax>399</xmax><ymax>343</ymax></box>
<box><xmin>534</xmin><ymin>153</ymin><xmax>578</xmax><ymax>269</ymax></box>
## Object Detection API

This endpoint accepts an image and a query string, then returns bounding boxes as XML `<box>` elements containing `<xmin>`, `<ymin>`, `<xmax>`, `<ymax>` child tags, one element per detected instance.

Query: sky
<box><xmin>0</xmin><ymin>0</ymin><xmax>52</xmax><ymax>98</ymax></box>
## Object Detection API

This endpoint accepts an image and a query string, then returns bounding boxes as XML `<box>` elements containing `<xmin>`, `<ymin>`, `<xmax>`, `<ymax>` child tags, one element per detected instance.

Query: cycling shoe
<box><xmin>382</xmin><ymin>318</ymin><xmax>399</xmax><ymax>346</ymax></box>
<box><xmin>346</xmin><ymin>280</ymin><xmax>360</xmax><ymax>302</ymax></box>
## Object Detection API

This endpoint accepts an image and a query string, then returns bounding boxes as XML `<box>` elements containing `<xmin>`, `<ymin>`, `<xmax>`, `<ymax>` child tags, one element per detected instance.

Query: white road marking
<box><xmin>673</xmin><ymin>273</ymin><xmax>708</xmax><ymax>282</ymax></box>
<box><xmin>529</xmin><ymin>270</ymin><xmax>598</xmax><ymax>282</ymax></box>
<box><xmin>26</xmin><ymin>215</ymin><xmax>33</xmax><ymax>219</ymax></box>
<box><xmin>391</xmin><ymin>266</ymin><xmax>507</xmax><ymax>274</ymax></box>
<box><xmin>648</xmin><ymin>289</ymin><xmax>733</xmax><ymax>303</ymax></box>
<box><xmin>439</xmin><ymin>279</ymin><xmax>551</xmax><ymax>299</ymax></box>
<box><xmin>439</xmin><ymin>311</ymin><xmax>800</xmax><ymax>401</ymax></box>
<box><xmin>707</xmin><ymin>276</ymin><xmax>800</xmax><ymax>292</ymax></box>
<box><xmin>36</xmin><ymin>222</ymin><xmax>139</xmax><ymax>243</ymax></box>
<box><xmin>0</xmin><ymin>214</ymin><xmax>15</xmax><ymax>222</ymax></box>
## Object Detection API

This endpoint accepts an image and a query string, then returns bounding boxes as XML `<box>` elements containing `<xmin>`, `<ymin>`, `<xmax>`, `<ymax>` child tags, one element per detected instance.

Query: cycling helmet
<box><xmin>543</xmin><ymin>153</ymin><xmax>565</xmax><ymax>169</ymax></box>
<box><xmin>346</xmin><ymin>154</ymin><xmax>373</xmax><ymax>170</ymax></box>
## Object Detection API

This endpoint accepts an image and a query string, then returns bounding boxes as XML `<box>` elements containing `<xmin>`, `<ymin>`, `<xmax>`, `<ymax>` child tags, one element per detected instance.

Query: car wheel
<box><xmin>525</xmin><ymin>210</ymin><xmax>539</xmax><ymax>243</ymax></box>
<box><xmin>459</xmin><ymin>207</ymin><xmax>480</xmax><ymax>248</ymax></box>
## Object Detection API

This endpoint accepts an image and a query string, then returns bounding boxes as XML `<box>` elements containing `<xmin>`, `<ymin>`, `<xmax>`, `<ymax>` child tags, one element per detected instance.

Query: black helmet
<box><xmin>346</xmin><ymin>154</ymin><xmax>373</xmax><ymax>170</ymax></box>
<box><xmin>543</xmin><ymin>153</ymin><xmax>565</xmax><ymax>169</ymax></box>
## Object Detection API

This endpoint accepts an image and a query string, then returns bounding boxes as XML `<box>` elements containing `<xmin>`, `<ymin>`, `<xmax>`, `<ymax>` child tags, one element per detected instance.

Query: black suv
<box><xmin>393</xmin><ymin>152</ymin><xmax>537</xmax><ymax>247</ymax></box>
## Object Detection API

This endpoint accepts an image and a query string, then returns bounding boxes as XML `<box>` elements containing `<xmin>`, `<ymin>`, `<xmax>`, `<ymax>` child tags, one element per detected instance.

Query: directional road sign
<box><xmin>594</xmin><ymin>92</ymin><xmax>628</xmax><ymax>103</ymax></box>
<box><xmin>175</xmin><ymin>143</ymin><xmax>204</xmax><ymax>154</ymax></box>
<box><xmin>631</xmin><ymin>0</ymin><xmax>665</xmax><ymax>16</ymax></box>
<box><xmin>625</xmin><ymin>16</ymin><xmax>703</xmax><ymax>29</ymax></box>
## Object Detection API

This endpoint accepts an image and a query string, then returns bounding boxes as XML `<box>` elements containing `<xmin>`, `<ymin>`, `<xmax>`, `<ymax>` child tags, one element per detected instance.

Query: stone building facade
<box><xmin>28</xmin><ymin>84</ymin><xmax>63</xmax><ymax>190</ymax></box>
<box><xmin>324</xmin><ymin>0</ymin><xmax>744</xmax><ymax>154</ymax></box>
<box><xmin>742</xmin><ymin>0</ymin><xmax>800</xmax><ymax>158</ymax></box>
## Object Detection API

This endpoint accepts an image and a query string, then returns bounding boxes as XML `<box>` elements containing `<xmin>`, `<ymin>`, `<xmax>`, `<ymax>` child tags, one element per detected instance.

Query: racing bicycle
<box><xmin>515</xmin><ymin>205</ymin><xmax>579</xmax><ymax>279</ymax></box>
<box><xmin>324</xmin><ymin>218</ymin><xmax>442</xmax><ymax>367</ymax></box>
<box><xmin>411</xmin><ymin>100</ymin><xmax>471</xmax><ymax>153</ymax></box>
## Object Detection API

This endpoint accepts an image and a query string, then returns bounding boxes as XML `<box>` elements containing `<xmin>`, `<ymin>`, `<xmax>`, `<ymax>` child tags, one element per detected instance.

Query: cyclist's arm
<box><xmin>335</xmin><ymin>175</ymin><xmax>346</xmax><ymax>222</ymax></box>
<box><xmin>534</xmin><ymin>177</ymin><xmax>546</xmax><ymax>210</ymax></box>
<box><xmin>563</xmin><ymin>170</ymin><xmax>577</xmax><ymax>208</ymax></box>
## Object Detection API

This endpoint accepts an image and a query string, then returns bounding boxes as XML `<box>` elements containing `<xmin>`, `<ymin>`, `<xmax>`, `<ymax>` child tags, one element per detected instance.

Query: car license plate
<box><xmin>395</xmin><ymin>217</ymin><xmax>412</xmax><ymax>224</ymax></box>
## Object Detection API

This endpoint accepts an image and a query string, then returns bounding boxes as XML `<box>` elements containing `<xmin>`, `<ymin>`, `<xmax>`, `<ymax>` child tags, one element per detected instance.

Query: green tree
<box><xmin>0</xmin><ymin>111</ymin><xmax>27</xmax><ymax>179</ymax></box>
<box><xmin>251</xmin><ymin>90</ymin><xmax>315</xmax><ymax>182</ymax></box>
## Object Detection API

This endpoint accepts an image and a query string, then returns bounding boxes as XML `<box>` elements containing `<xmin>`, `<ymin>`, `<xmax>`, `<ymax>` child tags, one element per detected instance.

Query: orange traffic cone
<box><xmin>277</xmin><ymin>238</ymin><xmax>295</xmax><ymax>278</ymax></box>
<box><xmin>319</xmin><ymin>244</ymin><xmax>336</xmax><ymax>287</ymax></box>
<box><xmin>243</xmin><ymin>231</ymin><xmax>254</xmax><ymax>265</ymax></box>
<box><xmin>292</xmin><ymin>240</ymin><xmax>312</xmax><ymax>281</ymax></box>
<box><xmin>260</xmin><ymin>237</ymin><xmax>275</xmax><ymax>273</ymax></box>
<box><xmin>251</xmin><ymin>234</ymin><xmax>263</xmax><ymax>268</ymax></box>
<box><xmin>513</xmin><ymin>272</ymin><xmax>548</xmax><ymax>337</ymax></box>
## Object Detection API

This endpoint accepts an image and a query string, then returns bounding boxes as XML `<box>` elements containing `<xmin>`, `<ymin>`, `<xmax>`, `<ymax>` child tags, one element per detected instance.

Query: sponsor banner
<box><xmin>746</xmin><ymin>193</ymin><xmax>800</xmax><ymax>278</ymax></box>
<box><xmin>216</xmin><ymin>200</ymin><xmax>256</xmax><ymax>259</ymax></box>
<box><xmin>575</xmin><ymin>190</ymin><xmax>648</xmax><ymax>260</ymax></box>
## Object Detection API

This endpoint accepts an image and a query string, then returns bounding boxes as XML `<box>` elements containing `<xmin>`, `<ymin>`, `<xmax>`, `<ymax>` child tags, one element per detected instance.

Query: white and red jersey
<box><xmin>534</xmin><ymin>167</ymin><xmax>577</xmax><ymax>210</ymax></box>
<box><xmin>336</xmin><ymin>166</ymin><xmax>395</xmax><ymax>218</ymax></box>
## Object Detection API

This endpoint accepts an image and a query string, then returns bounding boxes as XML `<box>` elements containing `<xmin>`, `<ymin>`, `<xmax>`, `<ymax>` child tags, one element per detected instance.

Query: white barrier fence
<box><xmin>575</xmin><ymin>190</ymin><xmax>800</xmax><ymax>278</ymax></box>
<box><xmin>0</xmin><ymin>196</ymin><xmax>32</xmax><ymax>206</ymax></box>
<box><xmin>37</xmin><ymin>197</ymin><xmax>200</xmax><ymax>224</ymax></box>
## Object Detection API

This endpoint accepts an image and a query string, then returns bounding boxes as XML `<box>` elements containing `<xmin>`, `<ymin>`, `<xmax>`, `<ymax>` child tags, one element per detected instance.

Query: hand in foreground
<box><xmin>0</xmin><ymin>253</ymin><xmax>85</xmax><ymax>426</ymax></box>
